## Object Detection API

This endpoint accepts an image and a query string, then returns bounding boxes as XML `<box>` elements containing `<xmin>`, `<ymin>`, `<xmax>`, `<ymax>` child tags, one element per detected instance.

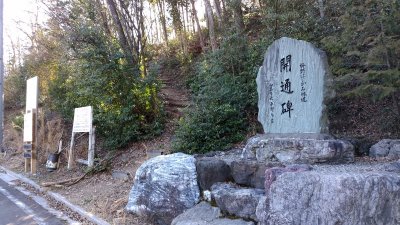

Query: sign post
<box><xmin>23</xmin><ymin>77</ymin><xmax>38</xmax><ymax>174</ymax></box>
<box><xmin>68</xmin><ymin>106</ymin><xmax>95</xmax><ymax>169</ymax></box>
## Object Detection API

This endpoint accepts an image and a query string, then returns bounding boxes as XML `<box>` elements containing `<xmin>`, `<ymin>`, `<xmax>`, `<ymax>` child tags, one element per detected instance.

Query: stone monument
<box><xmin>257</xmin><ymin>37</ymin><xmax>333</xmax><ymax>133</ymax></box>
<box><xmin>243</xmin><ymin>37</ymin><xmax>354</xmax><ymax>164</ymax></box>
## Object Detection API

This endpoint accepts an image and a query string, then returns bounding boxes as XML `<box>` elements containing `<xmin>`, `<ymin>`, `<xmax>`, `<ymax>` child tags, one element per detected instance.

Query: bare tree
<box><xmin>95</xmin><ymin>0</ymin><xmax>111</xmax><ymax>36</ymax></box>
<box><xmin>105</xmin><ymin>0</ymin><xmax>134</xmax><ymax>64</ymax></box>
<box><xmin>190</xmin><ymin>0</ymin><xmax>205</xmax><ymax>49</ymax></box>
<box><xmin>204</xmin><ymin>0</ymin><xmax>217</xmax><ymax>51</ymax></box>
<box><xmin>214</xmin><ymin>0</ymin><xmax>223</xmax><ymax>27</ymax></box>
<box><xmin>318</xmin><ymin>0</ymin><xmax>324</xmax><ymax>19</ymax></box>
<box><xmin>229</xmin><ymin>0</ymin><xmax>244</xmax><ymax>33</ymax></box>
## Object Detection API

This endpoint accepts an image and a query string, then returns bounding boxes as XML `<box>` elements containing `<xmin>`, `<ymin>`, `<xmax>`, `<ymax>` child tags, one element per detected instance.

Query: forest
<box><xmin>4</xmin><ymin>0</ymin><xmax>400</xmax><ymax>154</ymax></box>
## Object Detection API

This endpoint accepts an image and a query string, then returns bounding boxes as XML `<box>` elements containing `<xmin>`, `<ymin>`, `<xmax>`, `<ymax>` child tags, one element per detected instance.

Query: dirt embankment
<box><xmin>0</xmin><ymin>62</ymin><xmax>190</xmax><ymax>224</ymax></box>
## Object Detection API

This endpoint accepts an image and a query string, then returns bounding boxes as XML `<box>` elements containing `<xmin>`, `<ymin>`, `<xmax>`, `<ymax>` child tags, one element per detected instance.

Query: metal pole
<box><xmin>0</xmin><ymin>0</ymin><xmax>4</xmax><ymax>150</ymax></box>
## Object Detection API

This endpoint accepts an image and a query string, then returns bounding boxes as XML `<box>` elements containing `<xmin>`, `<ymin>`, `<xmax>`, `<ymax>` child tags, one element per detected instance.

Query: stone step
<box><xmin>211</xmin><ymin>182</ymin><xmax>264</xmax><ymax>222</ymax></box>
<box><xmin>242</xmin><ymin>134</ymin><xmax>355</xmax><ymax>164</ymax></box>
<box><xmin>172</xmin><ymin>201</ymin><xmax>255</xmax><ymax>225</ymax></box>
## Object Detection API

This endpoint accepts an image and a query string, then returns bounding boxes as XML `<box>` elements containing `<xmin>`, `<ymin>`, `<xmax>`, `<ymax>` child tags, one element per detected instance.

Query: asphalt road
<box><xmin>0</xmin><ymin>177</ymin><xmax>71</xmax><ymax>225</ymax></box>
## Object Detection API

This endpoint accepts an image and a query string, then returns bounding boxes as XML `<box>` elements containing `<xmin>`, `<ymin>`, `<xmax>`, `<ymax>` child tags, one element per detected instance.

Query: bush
<box><xmin>172</xmin><ymin>34</ymin><xmax>265</xmax><ymax>154</ymax></box>
<box><xmin>48</xmin><ymin>23</ymin><xmax>164</xmax><ymax>149</ymax></box>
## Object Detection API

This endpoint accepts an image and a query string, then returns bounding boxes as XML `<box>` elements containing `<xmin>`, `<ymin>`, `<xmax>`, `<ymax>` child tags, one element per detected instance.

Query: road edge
<box><xmin>0</xmin><ymin>165</ymin><xmax>110</xmax><ymax>225</ymax></box>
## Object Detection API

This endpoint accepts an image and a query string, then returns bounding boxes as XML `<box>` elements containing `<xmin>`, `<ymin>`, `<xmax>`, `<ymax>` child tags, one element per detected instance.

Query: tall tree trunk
<box><xmin>181</xmin><ymin>4</ymin><xmax>187</xmax><ymax>34</ymax></box>
<box><xmin>138</xmin><ymin>0</ymin><xmax>147</xmax><ymax>76</ymax></box>
<box><xmin>169</xmin><ymin>2</ymin><xmax>186</xmax><ymax>53</ymax></box>
<box><xmin>154</xmin><ymin>4</ymin><xmax>161</xmax><ymax>43</ymax></box>
<box><xmin>229</xmin><ymin>0</ymin><xmax>245</xmax><ymax>34</ymax></box>
<box><xmin>181</xmin><ymin>3</ymin><xmax>188</xmax><ymax>54</ymax></box>
<box><xmin>214</xmin><ymin>0</ymin><xmax>223</xmax><ymax>28</ymax></box>
<box><xmin>118</xmin><ymin>0</ymin><xmax>139</xmax><ymax>58</ymax></box>
<box><xmin>148</xmin><ymin>3</ymin><xmax>154</xmax><ymax>44</ymax></box>
<box><xmin>204</xmin><ymin>0</ymin><xmax>217</xmax><ymax>51</ymax></box>
<box><xmin>185</xmin><ymin>2</ymin><xmax>191</xmax><ymax>33</ymax></box>
<box><xmin>95</xmin><ymin>0</ymin><xmax>111</xmax><ymax>36</ymax></box>
<box><xmin>317</xmin><ymin>0</ymin><xmax>325</xmax><ymax>19</ymax></box>
<box><xmin>157</xmin><ymin>0</ymin><xmax>169</xmax><ymax>46</ymax></box>
<box><xmin>106</xmin><ymin>0</ymin><xmax>134</xmax><ymax>64</ymax></box>
<box><xmin>190</xmin><ymin>0</ymin><xmax>205</xmax><ymax>49</ymax></box>
<box><xmin>221</xmin><ymin>0</ymin><xmax>227</xmax><ymax>19</ymax></box>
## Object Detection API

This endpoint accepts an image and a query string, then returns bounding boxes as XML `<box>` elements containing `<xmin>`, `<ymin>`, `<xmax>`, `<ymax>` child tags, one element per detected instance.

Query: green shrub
<box><xmin>11</xmin><ymin>112</ymin><xmax>24</xmax><ymax>132</ymax></box>
<box><xmin>172</xmin><ymin>34</ymin><xmax>265</xmax><ymax>154</ymax></box>
<box><xmin>173</xmin><ymin>103</ymin><xmax>245</xmax><ymax>154</ymax></box>
<box><xmin>48</xmin><ymin>23</ymin><xmax>164</xmax><ymax>149</ymax></box>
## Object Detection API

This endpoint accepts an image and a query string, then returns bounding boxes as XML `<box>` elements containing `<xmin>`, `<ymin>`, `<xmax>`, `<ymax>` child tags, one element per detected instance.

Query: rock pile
<box><xmin>126</xmin><ymin>147</ymin><xmax>400</xmax><ymax>225</ymax></box>
<box><xmin>125</xmin><ymin>37</ymin><xmax>400</xmax><ymax>224</ymax></box>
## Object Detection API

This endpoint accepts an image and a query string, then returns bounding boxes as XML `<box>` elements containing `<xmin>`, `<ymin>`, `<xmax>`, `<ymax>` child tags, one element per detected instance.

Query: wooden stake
<box><xmin>88</xmin><ymin>127</ymin><xmax>95</xmax><ymax>168</ymax></box>
<box><xmin>31</xmin><ymin>110</ymin><xmax>37</xmax><ymax>174</ymax></box>
<box><xmin>58</xmin><ymin>140</ymin><xmax>62</xmax><ymax>153</ymax></box>
<box><xmin>24</xmin><ymin>158</ymin><xmax>30</xmax><ymax>173</ymax></box>
<box><xmin>68</xmin><ymin>132</ymin><xmax>75</xmax><ymax>170</ymax></box>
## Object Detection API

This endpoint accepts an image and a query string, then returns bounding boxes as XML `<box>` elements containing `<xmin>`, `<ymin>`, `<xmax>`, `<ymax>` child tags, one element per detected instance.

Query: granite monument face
<box><xmin>257</xmin><ymin>37</ymin><xmax>334</xmax><ymax>134</ymax></box>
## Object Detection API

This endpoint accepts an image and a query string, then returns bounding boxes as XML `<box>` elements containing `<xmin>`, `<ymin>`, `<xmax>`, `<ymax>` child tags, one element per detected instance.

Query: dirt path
<box><xmin>155</xmin><ymin>63</ymin><xmax>191</xmax><ymax>151</ymax></box>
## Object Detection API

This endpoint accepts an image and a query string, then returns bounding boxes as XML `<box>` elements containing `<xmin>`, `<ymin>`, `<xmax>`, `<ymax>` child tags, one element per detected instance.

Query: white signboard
<box><xmin>72</xmin><ymin>106</ymin><xmax>93</xmax><ymax>133</ymax></box>
<box><xmin>23</xmin><ymin>112</ymin><xmax>33</xmax><ymax>142</ymax></box>
<box><xmin>26</xmin><ymin>77</ymin><xmax>38</xmax><ymax>112</ymax></box>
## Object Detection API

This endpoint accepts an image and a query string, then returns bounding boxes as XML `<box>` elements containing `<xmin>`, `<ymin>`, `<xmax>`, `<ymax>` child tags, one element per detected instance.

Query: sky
<box><xmin>4</xmin><ymin>0</ymin><xmax>47</xmax><ymax>64</ymax></box>
<box><xmin>2</xmin><ymin>0</ymin><xmax>205</xmax><ymax>66</ymax></box>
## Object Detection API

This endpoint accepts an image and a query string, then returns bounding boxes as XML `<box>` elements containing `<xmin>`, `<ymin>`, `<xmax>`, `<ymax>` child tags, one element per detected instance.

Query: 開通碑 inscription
<box><xmin>280</xmin><ymin>55</ymin><xmax>292</xmax><ymax>72</ymax></box>
<box><xmin>256</xmin><ymin>37</ymin><xmax>333</xmax><ymax>133</ymax></box>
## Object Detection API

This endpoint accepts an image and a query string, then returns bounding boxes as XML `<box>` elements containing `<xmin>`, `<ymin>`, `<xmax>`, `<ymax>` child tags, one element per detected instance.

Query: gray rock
<box><xmin>242</xmin><ymin>134</ymin><xmax>354</xmax><ymax>164</ymax></box>
<box><xmin>126</xmin><ymin>153</ymin><xmax>200</xmax><ymax>225</ymax></box>
<box><xmin>171</xmin><ymin>202</ymin><xmax>221</xmax><ymax>225</ymax></box>
<box><xmin>231</xmin><ymin>160</ymin><xmax>282</xmax><ymax>189</ymax></box>
<box><xmin>210</xmin><ymin>218</ymin><xmax>254</xmax><ymax>225</ymax></box>
<box><xmin>258</xmin><ymin>171</ymin><xmax>400</xmax><ymax>225</ymax></box>
<box><xmin>370</xmin><ymin>139</ymin><xmax>400</xmax><ymax>159</ymax></box>
<box><xmin>257</xmin><ymin>37</ymin><xmax>334</xmax><ymax>134</ymax></box>
<box><xmin>384</xmin><ymin>161</ymin><xmax>400</xmax><ymax>173</ymax></box>
<box><xmin>211</xmin><ymin>182</ymin><xmax>264</xmax><ymax>221</ymax></box>
<box><xmin>171</xmin><ymin>202</ymin><xmax>255</xmax><ymax>225</ymax></box>
<box><xmin>111</xmin><ymin>170</ymin><xmax>130</xmax><ymax>181</ymax></box>
<box><xmin>196</xmin><ymin>158</ymin><xmax>231</xmax><ymax>191</ymax></box>
<box><xmin>196</xmin><ymin>148</ymin><xmax>243</xmax><ymax>167</ymax></box>
<box><xmin>264</xmin><ymin>164</ymin><xmax>312</xmax><ymax>191</ymax></box>
<box><xmin>344</xmin><ymin>137</ymin><xmax>374</xmax><ymax>156</ymax></box>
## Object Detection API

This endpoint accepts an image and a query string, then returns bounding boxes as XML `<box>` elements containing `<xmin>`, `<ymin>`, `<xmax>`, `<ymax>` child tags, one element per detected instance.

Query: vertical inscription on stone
<box><xmin>256</xmin><ymin>37</ymin><xmax>333</xmax><ymax>133</ymax></box>
<box><xmin>269</xmin><ymin>83</ymin><xmax>274</xmax><ymax>124</ymax></box>
<box><xmin>300</xmin><ymin>63</ymin><xmax>307</xmax><ymax>102</ymax></box>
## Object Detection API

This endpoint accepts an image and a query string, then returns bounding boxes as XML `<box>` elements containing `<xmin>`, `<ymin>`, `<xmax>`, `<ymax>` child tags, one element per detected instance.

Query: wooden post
<box><xmin>68</xmin><ymin>132</ymin><xmax>75</xmax><ymax>170</ymax></box>
<box><xmin>31</xmin><ymin>109</ymin><xmax>37</xmax><ymax>174</ymax></box>
<box><xmin>69</xmin><ymin>106</ymin><xmax>94</xmax><ymax>169</ymax></box>
<box><xmin>23</xmin><ymin>110</ymin><xmax>34</xmax><ymax>173</ymax></box>
<box><xmin>24</xmin><ymin>157</ymin><xmax>30</xmax><ymax>173</ymax></box>
<box><xmin>88</xmin><ymin>127</ymin><xmax>95</xmax><ymax>168</ymax></box>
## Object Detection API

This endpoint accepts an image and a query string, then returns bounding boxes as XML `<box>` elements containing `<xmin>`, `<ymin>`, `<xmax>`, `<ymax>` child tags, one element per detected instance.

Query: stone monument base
<box><xmin>241</xmin><ymin>134</ymin><xmax>354</xmax><ymax>164</ymax></box>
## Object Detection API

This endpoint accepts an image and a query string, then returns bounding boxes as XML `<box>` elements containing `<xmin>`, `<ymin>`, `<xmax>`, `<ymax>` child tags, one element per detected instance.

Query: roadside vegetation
<box><xmin>4</xmin><ymin>0</ymin><xmax>400</xmax><ymax>154</ymax></box>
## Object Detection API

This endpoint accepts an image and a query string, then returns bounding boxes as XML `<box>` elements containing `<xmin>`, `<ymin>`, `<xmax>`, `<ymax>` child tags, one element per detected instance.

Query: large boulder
<box><xmin>126</xmin><ymin>153</ymin><xmax>200</xmax><ymax>225</ymax></box>
<box><xmin>196</xmin><ymin>158</ymin><xmax>232</xmax><ymax>190</ymax></box>
<box><xmin>264</xmin><ymin>164</ymin><xmax>312</xmax><ymax>191</ymax></box>
<box><xmin>370</xmin><ymin>139</ymin><xmax>400</xmax><ymax>159</ymax></box>
<box><xmin>172</xmin><ymin>202</ymin><xmax>254</xmax><ymax>225</ymax></box>
<box><xmin>242</xmin><ymin>134</ymin><xmax>354</xmax><ymax>164</ymax></box>
<box><xmin>257</xmin><ymin>168</ymin><xmax>400</xmax><ymax>225</ymax></box>
<box><xmin>231</xmin><ymin>160</ymin><xmax>282</xmax><ymax>189</ymax></box>
<box><xmin>211</xmin><ymin>183</ymin><xmax>264</xmax><ymax>221</ymax></box>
